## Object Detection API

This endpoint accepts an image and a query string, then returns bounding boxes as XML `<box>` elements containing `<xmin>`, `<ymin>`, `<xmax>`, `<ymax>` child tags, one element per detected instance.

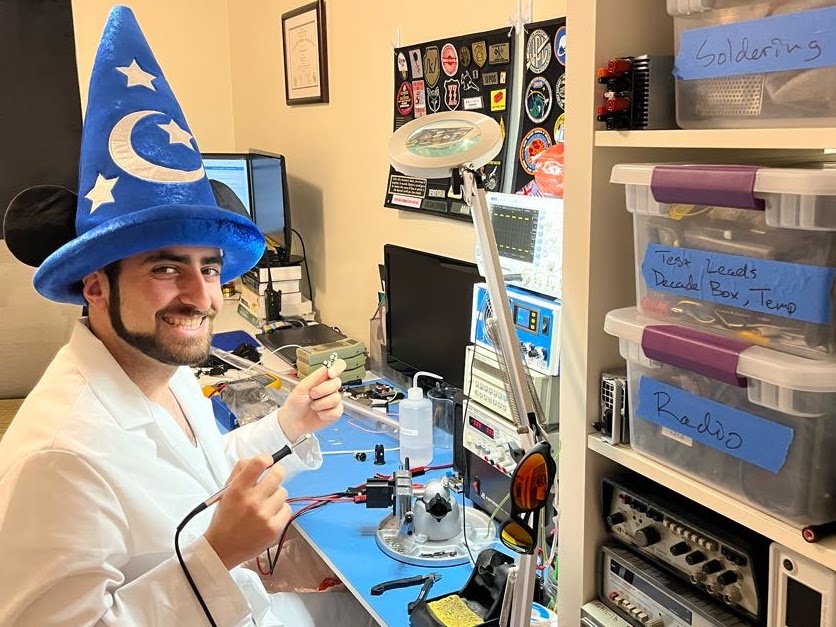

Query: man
<box><xmin>0</xmin><ymin>6</ymin><xmax>365</xmax><ymax>626</ymax></box>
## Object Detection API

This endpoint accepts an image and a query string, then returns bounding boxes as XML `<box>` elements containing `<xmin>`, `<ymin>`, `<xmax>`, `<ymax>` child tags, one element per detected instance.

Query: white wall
<box><xmin>71</xmin><ymin>0</ymin><xmax>237</xmax><ymax>148</ymax></box>
<box><xmin>227</xmin><ymin>1</ymin><xmax>566</xmax><ymax>343</ymax></box>
<box><xmin>69</xmin><ymin>0</ymin><xmax>566</xmax><ymax>348</ymax></box>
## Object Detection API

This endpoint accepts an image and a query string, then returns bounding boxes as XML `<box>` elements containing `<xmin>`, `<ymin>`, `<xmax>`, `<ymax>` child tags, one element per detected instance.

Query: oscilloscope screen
<box><xmin>492</xmin><ymin>204</ymin><xmax>538</xmax><ymax>264</ymax></box>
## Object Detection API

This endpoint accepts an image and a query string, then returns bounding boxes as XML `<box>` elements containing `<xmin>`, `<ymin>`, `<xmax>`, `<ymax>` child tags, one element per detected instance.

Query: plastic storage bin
<box><xmin>668</xmin><ymin>0</ymin><xmax>836</xmax><ymax>128</ymax></box>
<box><xmin>611</xmin><ymin>162</ymin><xmax>836</xmax><ymax>361</ymax></box>
<box><xmin>605</xmin><ymin>306</ymin><xmax>836</xmax><ymax>527</ymax></box>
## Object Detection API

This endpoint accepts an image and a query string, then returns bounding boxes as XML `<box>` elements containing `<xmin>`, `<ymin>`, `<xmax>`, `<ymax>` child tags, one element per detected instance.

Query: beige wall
<box><xmin>71</xmin><ymin>0</ymin><xmax>237</xmax><ymax>149</ymax></box>
<box><xmin>227</xmin><ymin>1</ymin><xmax>565</xmax><ymax>343</ymax></box>
<box><xmin>70</xmin><ymin>0</ymin><xmax>566</xmax><ymax>346</ymax></box>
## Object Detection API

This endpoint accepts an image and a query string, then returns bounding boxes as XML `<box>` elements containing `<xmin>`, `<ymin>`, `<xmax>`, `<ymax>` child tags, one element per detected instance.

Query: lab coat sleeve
<box><xmin>0</xmin><ymin>450</ymin><xmax>252</xmax><ymax>626</ymax></box>
<box><xmin>221</xmin><ymin>408</ymin><xmax>322</xmax><ymax>480</ymax></box>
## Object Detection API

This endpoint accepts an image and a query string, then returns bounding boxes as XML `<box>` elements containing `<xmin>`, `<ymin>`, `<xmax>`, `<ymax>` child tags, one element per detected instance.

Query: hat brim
<box><xmin>34</xmin><ymin>203</ymin><xmax>266</xmax><ymax>305</ymax></box>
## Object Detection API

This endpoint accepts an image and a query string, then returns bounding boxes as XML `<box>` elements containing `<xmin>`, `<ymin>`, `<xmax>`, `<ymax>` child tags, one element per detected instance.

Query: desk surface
<box><xmin>213</xmin><ymin>303</ymin><xmax>498</xmax><ymax>626</ymax></box>
<box><xmin>287</xmin><ymin>419</ymin><xmax>486</xmax><ymax>627</ymax></box>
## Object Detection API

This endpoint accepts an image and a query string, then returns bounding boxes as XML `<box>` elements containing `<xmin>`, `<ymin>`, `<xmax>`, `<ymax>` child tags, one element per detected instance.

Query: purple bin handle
<box><xmin>641</xmin><ymin>324</ymin><xmax>750</xmax><ymax>387</ymax></box>
<box><xmin>650</xmin><ymin>165</ymin><xmax>765</xmax><ymax>210</ymax></box>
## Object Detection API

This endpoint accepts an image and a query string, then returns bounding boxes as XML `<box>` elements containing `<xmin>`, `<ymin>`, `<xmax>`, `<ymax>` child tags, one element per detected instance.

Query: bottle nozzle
<box><xmin>413</xmin><ymin>371</ymin><xmax>443</xmax><ymax>389</ymax></box>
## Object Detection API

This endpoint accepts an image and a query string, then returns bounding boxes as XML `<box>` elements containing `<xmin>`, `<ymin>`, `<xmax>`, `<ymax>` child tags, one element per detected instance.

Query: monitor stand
<box><xmin>258</xmin><ymin>252</ymin><xmax>304</xmax><ymax>267</ymax></box>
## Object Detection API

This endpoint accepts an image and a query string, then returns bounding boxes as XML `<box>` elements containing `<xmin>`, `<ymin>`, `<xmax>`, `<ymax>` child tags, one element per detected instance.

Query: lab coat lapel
<box><xmin>70</xmin><ymin>321</ymin><xmax>220</xmax><ymax>495</ymax></box>
<box><xmin>171</xmin><ymin>369</ymin><xmax>231</xmax><ymax>488</ymax></box>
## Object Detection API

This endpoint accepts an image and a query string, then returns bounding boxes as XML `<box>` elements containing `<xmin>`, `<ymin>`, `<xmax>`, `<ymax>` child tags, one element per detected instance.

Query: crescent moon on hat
<box><xmin>109</xmin><ymin>110</ymin><xmax>204</xmax><ymax>183</ymax></box>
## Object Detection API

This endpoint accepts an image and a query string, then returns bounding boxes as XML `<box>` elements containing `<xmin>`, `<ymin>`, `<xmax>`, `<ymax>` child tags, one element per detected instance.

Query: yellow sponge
<box><xmin>427</xmin><ymin>595</ymin><xmax>484</xmax><ymax>627</ymax></box>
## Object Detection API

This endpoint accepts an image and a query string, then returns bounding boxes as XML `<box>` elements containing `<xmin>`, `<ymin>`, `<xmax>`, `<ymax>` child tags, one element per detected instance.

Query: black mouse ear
<box><xmin>210</xmin><ymin>179</ymin><xmax>250</xmax><ymax>218</ymax></box>
<box><xmin>3</xmin><ymin>185</ymin><xmax>77</xmax><ymax>267</ymax></box>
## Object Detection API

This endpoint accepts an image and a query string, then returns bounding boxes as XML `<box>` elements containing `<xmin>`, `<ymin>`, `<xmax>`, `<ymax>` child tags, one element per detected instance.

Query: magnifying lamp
<box><xmin>389</xmin><ymin>111</ymin><xmax>540</xmax><ymax>627</ymax></box>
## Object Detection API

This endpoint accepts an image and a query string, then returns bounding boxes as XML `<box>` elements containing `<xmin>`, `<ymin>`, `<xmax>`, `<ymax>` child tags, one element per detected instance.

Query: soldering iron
<box><xmin>175</xmin><ymin>434</ymin><xmax>312</xmax><ymax>627</ymax></box>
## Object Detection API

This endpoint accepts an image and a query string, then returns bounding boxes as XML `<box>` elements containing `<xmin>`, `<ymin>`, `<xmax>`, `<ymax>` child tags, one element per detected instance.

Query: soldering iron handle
<box><xmin>271</xmin><ymin>444</ymin><xmax>292</xmax><ymax>464</ymax></box>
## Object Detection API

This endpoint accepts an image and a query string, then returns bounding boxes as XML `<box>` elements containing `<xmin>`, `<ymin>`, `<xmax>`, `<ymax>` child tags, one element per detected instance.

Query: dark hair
<box><xmin>103</xmin><ymin>259</ymin><xmax>121</xmax><ymax>287</ymax></box>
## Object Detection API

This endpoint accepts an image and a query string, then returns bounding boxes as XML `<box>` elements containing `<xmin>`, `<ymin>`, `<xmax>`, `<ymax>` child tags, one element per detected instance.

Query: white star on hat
<box><xmin>85</xmin><ymin>174</ymin><xmax>118</xmax><ymax>213</ymax></box>
<box><xmin>158</xmin><ymin>120</ymin><xmax>194</xmax><ymax>149</ymax></box>
<box><xmin>116</xmin><ymin>59</ymin><xmax>156</xmax><ymax>90</ymax></box>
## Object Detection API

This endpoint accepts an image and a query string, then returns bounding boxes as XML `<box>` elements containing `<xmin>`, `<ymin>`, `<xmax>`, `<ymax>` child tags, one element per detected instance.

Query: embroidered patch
<box><xmin>520</xmin><ymin>127</ymin><xmax>552</xmax><ymax>175</ymax></box>
<box><xmin>526</xmin><ymin>29</ymin><xmax>551</xmax><ymax>74</ymax></box>
<box><xmin>441</xmin><ymin>43</ymin><xmax>459</xmax><ymax>77</ymax></box>
<box><xmin>525</xmin><ymin>76</ymin><xmax>553</xmax><ymax>124</ymax></box>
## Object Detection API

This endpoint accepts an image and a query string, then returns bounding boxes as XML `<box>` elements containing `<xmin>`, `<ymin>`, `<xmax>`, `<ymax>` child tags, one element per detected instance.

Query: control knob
<box><xmin>669</xmin><ymin>542</ymin><xmax>690</xmax><ymax>556</ymax></box>
<box><xmin>606</xmin><ymin>512</ymin><xmax>626</xmax><ymax>526</ymax></box>
<box><xmin>634</xmin><ymin>525</ymin><xmax>660</xmax><ymax>547</ymax></box>
<box><xmin>702</xmin><ymin>559</ymin><xmax>723</xmax><ymax>574</ymax></box>
<box><xmin>716</xmin><ymin>570</ymin><xmax>739</xmax><ymax>587</ymax></box>
<box><xmin>685</xmin><ymin>550</ymin><xmax>706</xmax><ymax>565</ymax></box>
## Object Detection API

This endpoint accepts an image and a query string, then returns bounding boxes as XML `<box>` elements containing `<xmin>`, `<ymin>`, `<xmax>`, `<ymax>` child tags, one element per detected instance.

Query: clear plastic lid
<box><xmin>605</xmin><ymin>307</ymin><xmax>836</xmax><ymax>393</ymax></box>
<box><xmin>611</xmin><ymin>163</ymin><xmax>836</xmax><ymax>196</ymax></box>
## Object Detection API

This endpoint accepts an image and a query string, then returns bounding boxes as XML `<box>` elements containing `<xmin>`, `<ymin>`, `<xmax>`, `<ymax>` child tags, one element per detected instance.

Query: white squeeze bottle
<box><xmin>399</xmin><ymin>371</ymin><xmax>440</xmax><ymax>468</ymax></box>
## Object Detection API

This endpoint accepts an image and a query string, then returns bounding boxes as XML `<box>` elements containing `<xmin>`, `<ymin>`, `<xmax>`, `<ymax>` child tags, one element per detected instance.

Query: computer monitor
<box><xmin>384</xmin><ymin>244</ymin><xmax>484</xmax><ymax>390</ymax></box>
<box><xmin>201</xmin><ymin>151</ymin><xmax>293</xmax><ymax>263</ymax></box>
<box><xmin>250</xmin><ymin>152</ymin><xmax>292</xmax><ymax>262</ymax></box>
<box><xmin>201</xmin><ymin>154</ymin><xmax>252</xmax><ymax>216</ymax></box>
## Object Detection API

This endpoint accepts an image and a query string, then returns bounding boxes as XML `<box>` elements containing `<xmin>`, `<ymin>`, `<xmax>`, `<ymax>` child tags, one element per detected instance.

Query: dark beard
<box><xmin>108</xmin><ymin>275</ymin><xmax>216</xmax><ymax>366</ymax></box>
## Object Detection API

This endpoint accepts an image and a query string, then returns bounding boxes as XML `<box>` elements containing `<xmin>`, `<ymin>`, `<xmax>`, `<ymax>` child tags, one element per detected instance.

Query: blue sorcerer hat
<box><xmin>6</xmin><ymin>6</ymin><xmax>265</xmax><ymax>305</ymax></box>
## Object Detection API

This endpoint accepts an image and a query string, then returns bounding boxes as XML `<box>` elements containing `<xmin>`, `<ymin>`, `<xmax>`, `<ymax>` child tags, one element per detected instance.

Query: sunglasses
<box><xmin>499</xmin><ymin>441</ymin><xmax>556</xmax><ymax>554</ymax></box>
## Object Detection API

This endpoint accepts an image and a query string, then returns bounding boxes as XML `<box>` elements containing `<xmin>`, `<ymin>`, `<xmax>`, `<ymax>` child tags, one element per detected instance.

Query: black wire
<box><xmin>175</xmin><ymin>507</ymin><xmax>217</xmax><ymax>627</ymax></box>
<box><xmin>292</xmin><ymin>228</ymin><xmax>314</xmax><ymax>308</ymax></box>
<box><xmin>268</xmin><ymin>499</ymin><xmax>334</xmax><ymax>574</ymax></box>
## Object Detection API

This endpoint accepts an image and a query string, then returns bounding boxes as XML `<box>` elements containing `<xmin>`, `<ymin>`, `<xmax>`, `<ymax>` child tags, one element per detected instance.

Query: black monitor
<box><xmin>202</xmin><ymin>151</ymin><xmax>293</xmax><ymax>263</ymax></box>
<box><xmin>383</xmin><ymin>244</ymin><xmax>483</xmax><ymax>390</ymax></box>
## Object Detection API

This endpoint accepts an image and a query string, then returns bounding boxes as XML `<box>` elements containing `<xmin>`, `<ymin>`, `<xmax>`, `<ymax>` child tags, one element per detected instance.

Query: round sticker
<box><xmin>397</xmin><ymin>52</ymin><xmax>408</xmax><ymax>79</ymax></box>
<box><xmin>555</xmin><ymin>25</ymin><xmax>567</xmax><ymax>66</ymax></box>
<box><xmin>441</xmin><ymin>43</ymin><xmax>459</xmax><ymax>77</ymax></box>
<box><xmin>525</xmin><ymin>76</ymin><xmax>553</xmax><ymax>124</ymax></box>
<box><xmin>554</xmin><ymin>113</ymin><xmax>566</xmax><ymax>144</ymax></box>
<box><xmin>555</xmin><ymin>73</ymin><xmax>566</xmax><ymax>111</ymax></box>
<box><xmin>526</xmin><ymin>29</ymin><xmax>551</xmax><ymax>74</ymax></box>
<box><xmin>396</xmin><ymin>81</ymin><xmax>413</xmax><ymax>116</ymax></box>
<box><xmin>459</xmin><ymin>44</ymin><xmax>472</xmax><ymax>68</ymax></box>
<box><xmin>520</xmin><ymin>127</ymin><xmax>552</xmax><ymax>175</ymax></box>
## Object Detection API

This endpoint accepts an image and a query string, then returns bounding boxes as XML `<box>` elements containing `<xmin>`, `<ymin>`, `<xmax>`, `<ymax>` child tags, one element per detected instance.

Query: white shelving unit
<box><xmin>595</xmin><ymin>128</ymin><xmax>836</xmax><ymax>150</ymax></box>
<box><xmin>557</xmin><ymin>1</ymin><xmax>835</xmax><ymax>624</ymax></box>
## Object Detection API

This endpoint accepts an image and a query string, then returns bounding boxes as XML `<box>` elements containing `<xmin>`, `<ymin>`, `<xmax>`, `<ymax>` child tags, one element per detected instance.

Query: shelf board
<box><xmin>594</xmin><ymin>129</ymin><xmax>836</xmax><ymax>150</ymax></box>
<box><xmin>588</xmin><ymin>435</ymin><xmax>836</xmax><ymax>570</ymax></box>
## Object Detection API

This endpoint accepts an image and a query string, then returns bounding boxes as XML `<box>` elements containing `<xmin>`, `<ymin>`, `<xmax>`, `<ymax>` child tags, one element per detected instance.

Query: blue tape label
<box><xmin>674</xmin><ymin>6</ymin><xmax>836</xmax><ymax>81</ymax></box>
<box><xmin>642</xmin><ymin>243</ymin><xmax>835</xmax><ymax>324</ymax></box>
<box><xmin>636</xmin><ymin>377</ymin><xmax>794</xmax><ymax>473</ymax></box>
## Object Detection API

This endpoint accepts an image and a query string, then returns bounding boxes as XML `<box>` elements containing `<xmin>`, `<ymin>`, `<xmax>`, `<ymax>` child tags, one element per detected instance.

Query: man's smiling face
<box><xmin>105</xmin><ymin>246</ymin><xmax>223</xmax><ymax>366</ymax></box>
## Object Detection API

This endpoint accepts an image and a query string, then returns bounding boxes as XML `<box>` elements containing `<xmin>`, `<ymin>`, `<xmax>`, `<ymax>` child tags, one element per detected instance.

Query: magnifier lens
<box><xmin>405</xmin><ymin>122</ymin><xmax>482</xmax><ymax>158</ymax></box>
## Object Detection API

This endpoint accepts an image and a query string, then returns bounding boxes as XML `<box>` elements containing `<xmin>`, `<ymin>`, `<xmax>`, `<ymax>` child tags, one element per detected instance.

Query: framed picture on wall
<box><xmin>281</xmin><ymin>0</ymin><xmax>329</xmax><ymax>105</ymax></box>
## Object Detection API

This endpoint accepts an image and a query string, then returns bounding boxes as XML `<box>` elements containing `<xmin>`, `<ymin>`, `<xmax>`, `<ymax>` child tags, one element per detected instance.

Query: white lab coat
<box><xmin>0</xmin><ymin>320</ymin><xmax>322</xmax><ymax>626</ymax></box>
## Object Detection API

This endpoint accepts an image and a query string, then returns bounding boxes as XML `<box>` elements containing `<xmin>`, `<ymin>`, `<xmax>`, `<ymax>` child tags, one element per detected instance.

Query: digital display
<box><xmin>513</xmin><ymin>304</ymin><xmax>537</xmax><ymax>331</ymax></box>
<box><xmin>515</xmin><ymin>305</ymin><xmax>530</xmax><ymax>327</ymax></box>
<box><xmin>469</xmin><ymin>416</ymin><xmax>495</xmax><ymax>439</ymax></box>
<box><xmin>786</xmin><ymin>577</ymin><xmax>822</xmax><ymax>626</ymax></box>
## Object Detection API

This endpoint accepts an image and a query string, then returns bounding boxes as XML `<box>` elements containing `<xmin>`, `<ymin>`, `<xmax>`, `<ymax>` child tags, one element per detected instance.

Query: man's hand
<box><xmin>278</xmin><ymin>360</ymin><xmax>346</xmax><ymax>442</ymax></box>
<box><xmin>204</xmin><ymin>455</ymin><xmax>290</xmax><ymax>570</ymax></box>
